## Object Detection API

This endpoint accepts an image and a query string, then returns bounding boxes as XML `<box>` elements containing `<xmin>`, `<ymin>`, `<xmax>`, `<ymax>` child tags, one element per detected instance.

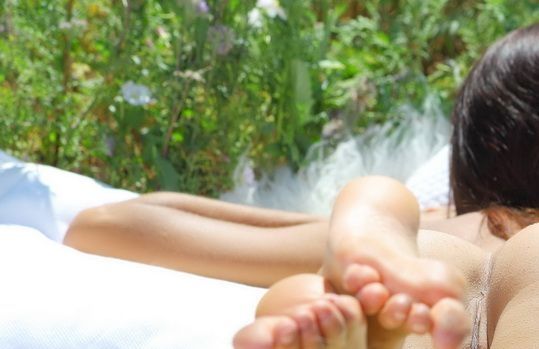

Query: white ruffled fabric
<box><xmin>222</xmin><ymin>96</ymin><xmax>451</xmax><ymax>213</ymax></box>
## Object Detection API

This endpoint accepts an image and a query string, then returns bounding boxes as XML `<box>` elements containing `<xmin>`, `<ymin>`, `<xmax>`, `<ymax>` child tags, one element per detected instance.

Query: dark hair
<box><xmin>450</xmin><ymin>23</ymin><xmax>539</xmax><ymax>239</ymax></box>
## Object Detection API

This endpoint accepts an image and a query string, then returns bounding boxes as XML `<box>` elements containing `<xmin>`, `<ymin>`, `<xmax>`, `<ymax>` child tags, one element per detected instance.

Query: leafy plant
<box><xmin>0</xmin><ymin>0</ymin><xmax>537</xmax><ymax>195</ymax></box>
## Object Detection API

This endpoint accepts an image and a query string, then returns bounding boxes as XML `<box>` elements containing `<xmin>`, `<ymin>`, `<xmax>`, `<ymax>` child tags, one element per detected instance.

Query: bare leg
<box><xmin>131</xmin><ymin>192</ymin><xmax>325</xmax><ymax>227</ymax></box>
<box><xmin>234</xmin><ymin>274</ymin><xmax>367</xmax><ymax>349</ymax></box>
<box><xmin>234</xmin><ymin>273</ymin><xmax>468</xmax><ymax>349</ymax></box>
<box><xmin>65</xmin><ymin>198</ymin><xmax>328</xmax><ymax>287</ymax></box>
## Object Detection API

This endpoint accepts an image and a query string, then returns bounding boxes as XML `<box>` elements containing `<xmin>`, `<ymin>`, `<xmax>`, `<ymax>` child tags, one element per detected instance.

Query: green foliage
<box><xmin>0</xmin><ymin>0</ymin><xmax>537</xmax><ymax>194</ymax></box>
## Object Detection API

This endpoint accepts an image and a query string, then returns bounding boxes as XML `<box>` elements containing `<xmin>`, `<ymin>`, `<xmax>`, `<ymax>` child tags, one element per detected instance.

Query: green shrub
<box><xmin>0</xmin><ymin>0</ymin><xmax>537</xmax><ymax>195</ymax></box>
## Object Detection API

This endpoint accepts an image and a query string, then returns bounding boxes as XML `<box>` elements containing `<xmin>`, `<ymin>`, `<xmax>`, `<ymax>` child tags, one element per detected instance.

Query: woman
<box><xmin>233</xmin><ymin>23</ymin><xmax>539</xmax><ymax>349</ymax></box>
<box><xmin>65</xmin><ymin>23</ymin><xmax>539</xmax><ymax>348</ymax></box>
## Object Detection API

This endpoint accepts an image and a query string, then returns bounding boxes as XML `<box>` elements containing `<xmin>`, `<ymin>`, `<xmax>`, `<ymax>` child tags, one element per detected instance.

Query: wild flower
<box><xmin>247</xmin><ymin>0</ymin><xmax>287</xmax><ymax>28</ymax></box>
<box><xmin>174</xmin><ymin>69</ymin><xmax>206</xmax><ymax>83</ymax></box>
<box><xmin>195</xmin><ymin>0</ymin><xmax>209</xmax><ymax>14</ymax></box>
<box><xmin>121</xmin><ymin>81</ymin><xmax>152</xmax><ymax>106</ymax></box>
<box><xmin>208</xmin><ymin>25</ymin><xmax>235</xmax><ymax>56</ymax></box>
<box><xmin>248</xmin><ymin>8</ymin><xmax>263</xmax><ymax>28</ymax></box>
<box><xmin>58</xmin><ymin>18</ymin><xmax>88</xmax><ymax>30</ymax></box>
<box><xmin>256</xmin><ymin>0</ymin><xmax>287</xmax><ymax>20</ymax></box>
<box><xmin>156</xmin><ymin>26</ymin><xmax>170</xmax><ymax>40</ymax></box>
<box><xmin>104</xmin><ymin>135</ymin><xmax>116</xmax><ymax>157</ymax></box>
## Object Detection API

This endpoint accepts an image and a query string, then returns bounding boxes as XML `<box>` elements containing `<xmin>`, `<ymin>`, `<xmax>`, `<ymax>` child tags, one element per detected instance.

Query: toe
<box><xmin>326</xmin><ymin>294</ymin><xmax>368</xmax><ymax>347</ymax></box>
<box><xmin>325</xmin><ymin>293</ymin><xmax>365</xmax><ymax>326</ymax></box>
<box><xmin>234</xmin><ymin>316</ymin><xmax>292</xmax><ymax>349</ymax></box>
<box><xmin>378</xmin><ymin>293</ymin><xmax>413</xmax><ymax>329</ymax></box>
<box><xmin>312</xmin><ymin>300</ymin><xmax>346</xmax><ymax>346</ymax></box>
<box><xmin>420</xmin><ymin>260</ymin><xmax>467</xmax><ymax>305</ymax></box>
<box><xmin>406</xmin><ymin>303</ymin><xmax>432</xmax><ymax>335</ymax></box>
<box><xmin>430</xmin><ymin>298</ymin><xmax>470</xmax><ymax>349</ymax></box>
<box><xmin>292</xmin><ymin>308</ymin><xmax>324</xmax><ymax>349</ymax></box>
<box><xmin>343</xmin><ymin>264</ymin><xmax>381</xmax><ymax>293</ymax></box>
<box><xmin>356</xmin><ymin>282</ymin><xmax>390</xmax><ymax>315</ymax></box>
<box><xmin>274</xmin><ymin>319</ymin><xmax>301</xmax><ymax>349</ymax></box>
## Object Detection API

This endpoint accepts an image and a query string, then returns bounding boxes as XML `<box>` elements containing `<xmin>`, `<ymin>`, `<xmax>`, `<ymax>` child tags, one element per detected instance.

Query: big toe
<box><xmin>421</xmin><ymin>260</ymin><xmax>467</xmax><ymax>304</ymax></box>
<box><xmin>430</xmin><ymin>298</ymin><xmax>471</xmax><ymax>349</ymax></box>
<box><xmin>385</xmin><ymin>258</ymin><xmax>466</xmax><ymax>306</ymax></box>
<box><xmin>233</xmin><ymin>316</ymin><xmax>299</xmax><ymax>349</ymax></box>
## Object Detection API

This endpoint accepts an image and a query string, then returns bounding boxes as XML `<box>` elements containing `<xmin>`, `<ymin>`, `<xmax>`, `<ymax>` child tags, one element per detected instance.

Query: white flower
<box><xmin>174</xmin><ymin>69</ymin><xmax>206</xmax><ymax>82</ymax></box>
<box><xmin>248</xmin><ymin>8</ymin><xmax>263</xmax><ymax>28</ymax></box>
<box><xmin>59</xmin><ymin>21</ymin><xmax>71</xmax><ymax>30</ymax></box>
<box><xmin>256</xmin><ymin>0</ymin><xmax>287</xmax><ymax>20</ymax></box>
<box><xmin>58</xmin><ymin>18</ymin><xmax>88</xmax><ymax>30</ymax></box>
<box><xmin>131</xmin><ymin>55</ymin><xmax>141</xmax><ymax>65</ymax></box>
<box><xmin>156</xmin><ymin>26</ymin><xmax>170</xmax><ymax>40</ymax></box>
<box><xmin>121</xmin><ymin>81</ymin><xmax>152</xmax><ymax>106</ymax></box>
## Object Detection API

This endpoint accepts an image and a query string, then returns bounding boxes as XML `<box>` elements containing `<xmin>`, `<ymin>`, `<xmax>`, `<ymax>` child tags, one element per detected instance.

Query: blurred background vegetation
<box><xmin>0</xmin><ymin>0</ymin><xmax>537</xmax><ymax>195</ymax></box>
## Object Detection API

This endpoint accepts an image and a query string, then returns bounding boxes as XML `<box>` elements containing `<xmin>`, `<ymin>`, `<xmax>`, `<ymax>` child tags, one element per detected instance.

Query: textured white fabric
<box><xmin>0</xmin><ymin>151</ymin><xmax>19</xmax><ymax>163</ymax></box>
<box><xmin>0</xmin><ymin>161</ymin><xmax>137</xmax><ymax>242</ymax></box>
<box><xmin>405</xmin><ymin>145</ymin><xmax>450</xmax><ymax>209</ymax></box>
<box><xmin>0</xmin><ymin>225</ymin><xmax>265</xmax><ymax>349</ymax></box>
<box><xmin>0</xmin><ymin>151</ymin><xmax>265</xmax><ymax>348</ymax></box>
<box><xmin>0</xmin><ymin>133</ymin><xmax>452</xmax><ymax>348</ymax></box>
<box><xmin>222</xmin><ymin>97</ymin><xmax>451</xmax><ymax>213</ymax></box>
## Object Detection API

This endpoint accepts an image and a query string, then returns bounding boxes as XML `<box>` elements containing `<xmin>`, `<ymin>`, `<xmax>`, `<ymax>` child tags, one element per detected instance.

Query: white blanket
<box><xmin>0</xmin><ymin>153</ymin><xmax>265</xmax><ymax>349</ymax></box>
<box><xmin>0</xmin><ymin>225</ymin><xmax>265</xmax><ymax>349</ymax></box>
<box><xmin>0</xmin><ymin>161</ymin><xmax>137</xmax><ymax>242</ymax></box>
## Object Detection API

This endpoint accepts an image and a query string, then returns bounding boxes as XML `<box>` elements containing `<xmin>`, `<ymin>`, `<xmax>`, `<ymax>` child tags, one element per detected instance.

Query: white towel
<box><xmin>0</xmin><ymin>151</ymin><xmax>265</xmax><ymax>348</ymax></box>
<box><xmin>0</xmin><ymin>225</ymin><xmax>265</xmax><ymax>349</ymax></box>
<box><xmin>0</xmin><ymin>161</ymin><xmax>136</xmax><ymax>242</ymax></box>
<box><xmin>405</xmin><ymin>145</ymin><xmax>450</xmax><ymax>209</ymax></box>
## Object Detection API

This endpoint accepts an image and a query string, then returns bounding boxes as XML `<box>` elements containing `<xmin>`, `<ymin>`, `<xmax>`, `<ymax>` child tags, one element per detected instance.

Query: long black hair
<box><xmin>450</xmin><ymin>23</ymin><xmax>539</xmax><ymax>238</ymax></box>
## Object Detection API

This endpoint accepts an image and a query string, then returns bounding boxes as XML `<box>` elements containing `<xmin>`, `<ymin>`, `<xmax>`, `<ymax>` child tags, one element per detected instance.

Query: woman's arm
<box><xmin>64</xmin><ymin>194</ymin><xmax>328</xmax><ymax>288</ymax></box>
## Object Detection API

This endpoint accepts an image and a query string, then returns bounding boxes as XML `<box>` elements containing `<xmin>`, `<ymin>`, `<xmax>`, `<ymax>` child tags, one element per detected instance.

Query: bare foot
<box><xmin>324</xmin><ymin>236</ymin><xmax>466</xmax><ymax>305</ymax></box>
<box><xmin>316</xmin><ymin>176</ymin><xmax>470</xmax><ymax>348</ymax></box>
<box><xmin>362</xmin><ymin>288</ymin><xmax>470</xmax><ymax>349</ymax></box>
<box><xmin>323</xmin><ymin>242</ymin><xmax>470</xmax><ymax>349</ymax></box>
<box><xmin>233</xmin><ymin>293</ymin><xmax>367</xmax><ymax>349</ymax></box>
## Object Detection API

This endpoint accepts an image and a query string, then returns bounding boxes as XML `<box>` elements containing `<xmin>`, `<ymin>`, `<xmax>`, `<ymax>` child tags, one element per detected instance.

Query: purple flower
<box><xmin>196</xmin><ymin>0</ymin><xmax>209</xmax><ymax>14</ymax></box>
<box><xmin>104</xmin><ymin>135</ymin><xmax>116</xmax><ymax>157</ymax></box>
<box><xmin>208</xmin><ymin>25</ymin><xmax>235</xmax><ymax>56</ymax></box>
